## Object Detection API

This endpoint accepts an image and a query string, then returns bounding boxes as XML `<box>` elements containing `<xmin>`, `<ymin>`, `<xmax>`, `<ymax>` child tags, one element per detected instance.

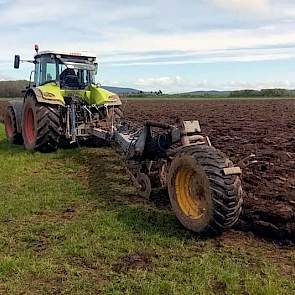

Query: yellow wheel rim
<box><xmin>175</xmin><ymin>167</ymin><xmax>206</xmax><ymax>220</ymax></box>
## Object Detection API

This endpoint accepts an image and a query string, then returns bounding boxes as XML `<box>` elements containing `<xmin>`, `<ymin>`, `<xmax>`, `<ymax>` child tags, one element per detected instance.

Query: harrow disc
<box><xmin>136</xmin><ymin>173</ymin><xmax>152</xmax><ymax>199</ymax></box>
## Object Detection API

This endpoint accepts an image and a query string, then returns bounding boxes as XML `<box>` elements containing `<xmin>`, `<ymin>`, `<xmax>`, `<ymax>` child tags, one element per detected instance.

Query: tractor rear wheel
<box><xmin>22</xmin><ymin>95</ymin><xmax>61</xmax><ymax>152</ymax></box>
<box><xmin>168</xmin><ymin>145</ymin><xmax>242</xmax><ymax>236</ymax></box>
<box><xmin>4</xmin><ymin>106</ymin><xmax>23</xmax><ymax>144</ymax></box>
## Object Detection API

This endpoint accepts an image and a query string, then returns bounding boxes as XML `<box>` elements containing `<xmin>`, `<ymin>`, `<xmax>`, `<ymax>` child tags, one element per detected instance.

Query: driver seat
<box><xmin>63</xmin><ymin>75</ymin><xmax>80</xmax><ymax>89</ymax></box>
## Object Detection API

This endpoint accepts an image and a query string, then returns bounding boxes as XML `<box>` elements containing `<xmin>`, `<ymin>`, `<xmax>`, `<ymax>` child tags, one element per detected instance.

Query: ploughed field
<box><xmin>0</xmin><ymin>99</ymin><xmax>294</xmax><ymax>244</ymax></box>
<box><xmin>124</xmin><ymin>99</ymin><xmax>295</xmax><ymax>244</ymax></box>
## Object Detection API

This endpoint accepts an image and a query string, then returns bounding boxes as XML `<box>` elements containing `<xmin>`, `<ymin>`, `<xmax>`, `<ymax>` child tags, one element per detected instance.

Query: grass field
<box><xmin>0</xmin><ymin>123</ymin><xmax>294</xmax><ymax>295</ymax></box>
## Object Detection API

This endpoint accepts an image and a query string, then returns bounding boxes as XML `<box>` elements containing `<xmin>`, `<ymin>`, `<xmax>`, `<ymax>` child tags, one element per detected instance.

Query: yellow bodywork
<box><xmin>33</xmin><ymin>82</ymin><xmax>121</xmax><ymax>107</ymax></box>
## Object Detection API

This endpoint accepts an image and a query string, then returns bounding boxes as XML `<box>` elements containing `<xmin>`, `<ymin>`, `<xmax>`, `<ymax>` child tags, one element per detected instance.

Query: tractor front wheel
<box><xmin>4</xmin><ymin>106</ymin><xmax>23</xmax><ymax>144</ymax></box>
<box><xmin>168</xmin><ymin>145</ymin><xmax>243</xmax><ymax>236</ymax></box>
<box><xmin>22</xmin><ymin>95</ymin><xmax>61</xmax><ymax>152</ymax></box>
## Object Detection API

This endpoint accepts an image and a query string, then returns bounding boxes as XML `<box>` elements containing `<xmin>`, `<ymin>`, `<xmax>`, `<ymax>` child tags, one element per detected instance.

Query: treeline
<box><xmin>0</xmin><ymin>80</ymin><xmax>28</xmax><ymax>98</ymax></box>
<box><xmin>171</xmin><ymin>88</ymin><xmax>295</xmax><ymax>98</ymax></box>
<box><xmin>229</xmin><ymin>88</ymin><xmax>295</xmax><ymax>98</ymax></box>
<box><xmin>128</xmin><ymin>88</ymin><xmax>295</xmax><ymax>99</ymax></box>
<box><xmin>0</xmin><ymin>80</ymin><xmax>294</xmax><ymax>99</ymax></box>
<box><xmin>125</xmin><ymin>90</ymin><xmax>163</xmax><ymax>97</ymax></box>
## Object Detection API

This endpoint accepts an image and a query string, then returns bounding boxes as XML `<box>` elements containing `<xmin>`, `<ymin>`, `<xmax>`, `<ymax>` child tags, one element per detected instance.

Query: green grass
<box><xmin>0</xmin><ymin>124</ymin><xmax>294</xmax><ymax>294</ymax></box>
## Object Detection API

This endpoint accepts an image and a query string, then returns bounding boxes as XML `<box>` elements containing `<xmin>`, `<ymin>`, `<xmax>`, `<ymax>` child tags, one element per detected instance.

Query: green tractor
<box><xmin>4</xmin><ymin>46</ymin><xmax>244</xmax><ymax>237</ymax></box>
<box><xmin>5</xmin><ymin>45</ymin><xmax>122</xmax><ymax>152</ymax></box>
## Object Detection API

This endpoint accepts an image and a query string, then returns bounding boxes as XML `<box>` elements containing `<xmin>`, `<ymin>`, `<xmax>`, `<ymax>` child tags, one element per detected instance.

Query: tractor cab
<box><xmin>9</xmin><ymin>46</ymin><xmax>122</xmax><ymax>153</ymax></box>
<box><xmin>33</xmin><ymin>51</ymin><xmax>98</xmax><ymax>90</ymax></box>
<box><xmin>13</xmin><ymin>47</ymin><xmax>121</xmax><ymax>108</ymax></box>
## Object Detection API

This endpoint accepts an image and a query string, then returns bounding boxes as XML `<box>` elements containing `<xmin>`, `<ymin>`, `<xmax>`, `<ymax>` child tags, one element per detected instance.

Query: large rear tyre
<box><xmin>4</xmin><ymin>106</ymin><xmax>23</xmax><ymax>144</ymax></box>
<box><xmin>22</xmin><ymin>95</ymin><xmax>61</xmax><ymax>152</ymax></box>
<box><xmin>168</xmin><ymin>145</ymin><xmax>242</xmax><ymax>236</ymax></box>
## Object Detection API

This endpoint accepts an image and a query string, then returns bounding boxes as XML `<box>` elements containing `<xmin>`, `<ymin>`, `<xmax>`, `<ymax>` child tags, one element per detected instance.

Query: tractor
<box><xmin>6</xmin><ymin>45</ymin><xmax>122</xmax><ymax>151</ymax></box>
<box><xmin>4</xmin><ymin>46</ymin><xmax>243</xmax><ymax>236</ymax></box>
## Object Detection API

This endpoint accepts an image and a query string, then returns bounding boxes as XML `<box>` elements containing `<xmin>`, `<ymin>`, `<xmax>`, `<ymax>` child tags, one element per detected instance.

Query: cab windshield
<box><xmin>34</xmin><ymin>54</ymin><xmax>96</xmax><ymax>89</ymax></box>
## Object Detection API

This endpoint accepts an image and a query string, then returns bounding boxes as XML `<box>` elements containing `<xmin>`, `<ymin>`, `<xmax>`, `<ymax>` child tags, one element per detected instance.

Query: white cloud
<box><xmin>133</xmin><ymin>76</ymin><xmax>209</xmax><ymax>92</ymax></box>
<box><xmin>220</xmin><ymin>79</ymin><xmax>293</xmax><ymax>90</ymax></box>
<box><xmin>4</xmin><ymin>25</ymin><xmax>294</xmax><ymax>68</ymax></box>
<box><xmin>102</xmin><ymin>24</ymin><xmax>295</xmax><ymax>56</ymax></box>
<box><xmin>101</xmin><ymin>47</ymin><xmax>295</xmax><ymax>67</ymax></box>
<box><xmin>0</xmin><ymin>0</ymin><xmax>76</xmax><ymax>25</ymax></box>
<box><xmin>213</xmin><ymin>0</ymin><xmax>295</xmax><ymax>19</ymax></box>
<box><xmin>214</xmin><ymin>0</ymin><xmax>270</xmax><ymax>13</ymax></box>
<box><xmin>0</xmin><ymin>73</ymin><xmax>13</xmax><ymax>80</ymax></box>
<box><xmin>1</xmin><ymin>0</ymin><xmax>295</xmax><ymax>91</ymax></box>
<box><xmin>0</xmin><ymin>0</ymin><xmax>150</xmax><ymax>26</ymax></box>
<box><xmin>1</xmin><ymin>1</ymin><xmax>295</xmax><ymax>64</ymax></box>
<box><xmin>136</xmin><ymin>76</ymin><xmax>183</xmax><ymax>88</ymax></box>
<box><xmin>130</xmin><ymin>76</ymin><xmax>295</xmax><ymax>92</ymax></box>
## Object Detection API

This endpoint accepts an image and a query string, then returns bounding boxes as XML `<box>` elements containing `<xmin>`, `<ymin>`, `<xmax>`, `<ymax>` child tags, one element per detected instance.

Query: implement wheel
<box><xmin>168</xmin><ymin>145</ymin><xmax>242</xmax><ymax>236</ymax></box>
<box><xmin>4</xmin><ymin>106</ymin><xmax>23</xmax><ymax>144</ymax></box>
<box><xmin>22</xmin><ymin>95</ymin><xmax>61</xmax><ymax>152</ymax></box>
<box><xmin>136</xmin><ymin>173</ymin><xmax>152</xmax><ymax>199</ymax></box>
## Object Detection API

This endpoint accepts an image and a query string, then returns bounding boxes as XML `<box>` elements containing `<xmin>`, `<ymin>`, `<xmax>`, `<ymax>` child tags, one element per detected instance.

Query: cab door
<box><xmin>34</xmin><ymin>55</ymin><xmax>58</xmax><ymax>86</ymax></box>
<box><xmin>34</xmin><ymin>57</ymin><xmax>41</xmax><ymax>86</ymax></box>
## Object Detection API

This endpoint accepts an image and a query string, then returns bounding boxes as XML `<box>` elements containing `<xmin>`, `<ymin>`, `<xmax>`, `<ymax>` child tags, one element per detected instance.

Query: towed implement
<box><xmin>4</xmin><ymin>46</ymin><xmax>243</xmax><ymax>236</ymax></box>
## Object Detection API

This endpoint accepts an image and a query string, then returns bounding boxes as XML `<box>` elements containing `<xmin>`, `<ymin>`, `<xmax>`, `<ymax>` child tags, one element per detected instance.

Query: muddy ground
<box><xmin>123</xmin><ymin>99</ymin><xmax>295</xmax><ymax>245</ymax></box>
<box><xmin>0</xmin><ymin>99</ymin><xmax>294</xmax><ymax>244</ymax></box>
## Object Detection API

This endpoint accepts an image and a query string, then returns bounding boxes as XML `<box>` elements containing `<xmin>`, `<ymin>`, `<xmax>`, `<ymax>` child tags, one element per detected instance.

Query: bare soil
<box><xmin>113</xmin><ymin>252</ymin><xmax>154</xmax><ymax>272</ymax></box>
<box><xmin>123</xmin><ymin>99</ymin><xmax>295</xmax><ymax>244</ymax></box>
<box><xmin>0</xmin><ymin>99</ymin><xmax>294</xmax><ymax>244</ymax></box>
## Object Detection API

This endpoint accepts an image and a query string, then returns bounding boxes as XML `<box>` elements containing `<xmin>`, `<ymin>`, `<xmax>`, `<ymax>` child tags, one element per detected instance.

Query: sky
<box><xmin>1</xmin><ymin>0</ymin><xmax>295</xmax><ymax>93</ymax></box>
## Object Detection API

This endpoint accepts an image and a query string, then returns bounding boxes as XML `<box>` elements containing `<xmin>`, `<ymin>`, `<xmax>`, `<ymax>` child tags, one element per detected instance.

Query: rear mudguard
<box><xmin>25</xmin><ymin>87</ymin><xmax>65</xmax><ymax>106</ymax></box>
<box><xmin>25</xmin><ymin>85</ymin><xmax>121</xmax><ymax>107</ymax></box>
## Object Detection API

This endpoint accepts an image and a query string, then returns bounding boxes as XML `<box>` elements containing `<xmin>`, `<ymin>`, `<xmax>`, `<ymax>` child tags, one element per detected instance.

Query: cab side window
<box><xmin>36</xmin><ymin>56</ymin><xmax>57</xmax><ymax>85</ymax></box>
<box><xmin>34</xmin><ymin>59</ymin><xmax>41</xmax><ymax>86</ymax></box>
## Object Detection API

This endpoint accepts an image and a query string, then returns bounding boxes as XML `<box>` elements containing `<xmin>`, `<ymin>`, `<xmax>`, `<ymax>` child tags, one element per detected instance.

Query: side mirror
<box><xmin>14</xmin><ymin>55</ymin><xmax>20</xmax><ymax>69</ymax></box>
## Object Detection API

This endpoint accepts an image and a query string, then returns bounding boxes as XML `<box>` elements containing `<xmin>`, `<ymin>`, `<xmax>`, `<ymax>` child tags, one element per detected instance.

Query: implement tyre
<box><xmin>168</xmin><ymin>145</ymin><xmax>242</xmax><ymax>236</ymax></box>
<box><xmin>22</xmin><ymin>94</ymin><xmax>61</xmax><ymax>152</ymax></box>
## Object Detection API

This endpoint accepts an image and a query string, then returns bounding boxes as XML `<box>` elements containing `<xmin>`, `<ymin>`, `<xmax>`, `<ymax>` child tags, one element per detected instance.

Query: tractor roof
<box><xmin>35</xmin><ymin>50</ymin><xmax>97</xmax><ymax>59</ymax></box>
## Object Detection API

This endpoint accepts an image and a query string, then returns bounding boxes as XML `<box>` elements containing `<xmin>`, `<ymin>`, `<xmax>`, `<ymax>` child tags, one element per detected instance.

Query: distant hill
<box><xmin>181</xmin><ymin>90</ymin><xmax>231</xmax><ymax>97</ymax></box>
<box><xmin>0</xmin><ymin>80</ymin><xmax>294</xmax><ymax>99</ymax></box>
<box><xmin>102</xmin><ymin>86</ymin><xmax>141</xmax><ymax>94</ymax></box>
<box><xmin>175</xmin><ymin>89</ymin><xmax>295</xmax><ymax>98</ymax></box>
